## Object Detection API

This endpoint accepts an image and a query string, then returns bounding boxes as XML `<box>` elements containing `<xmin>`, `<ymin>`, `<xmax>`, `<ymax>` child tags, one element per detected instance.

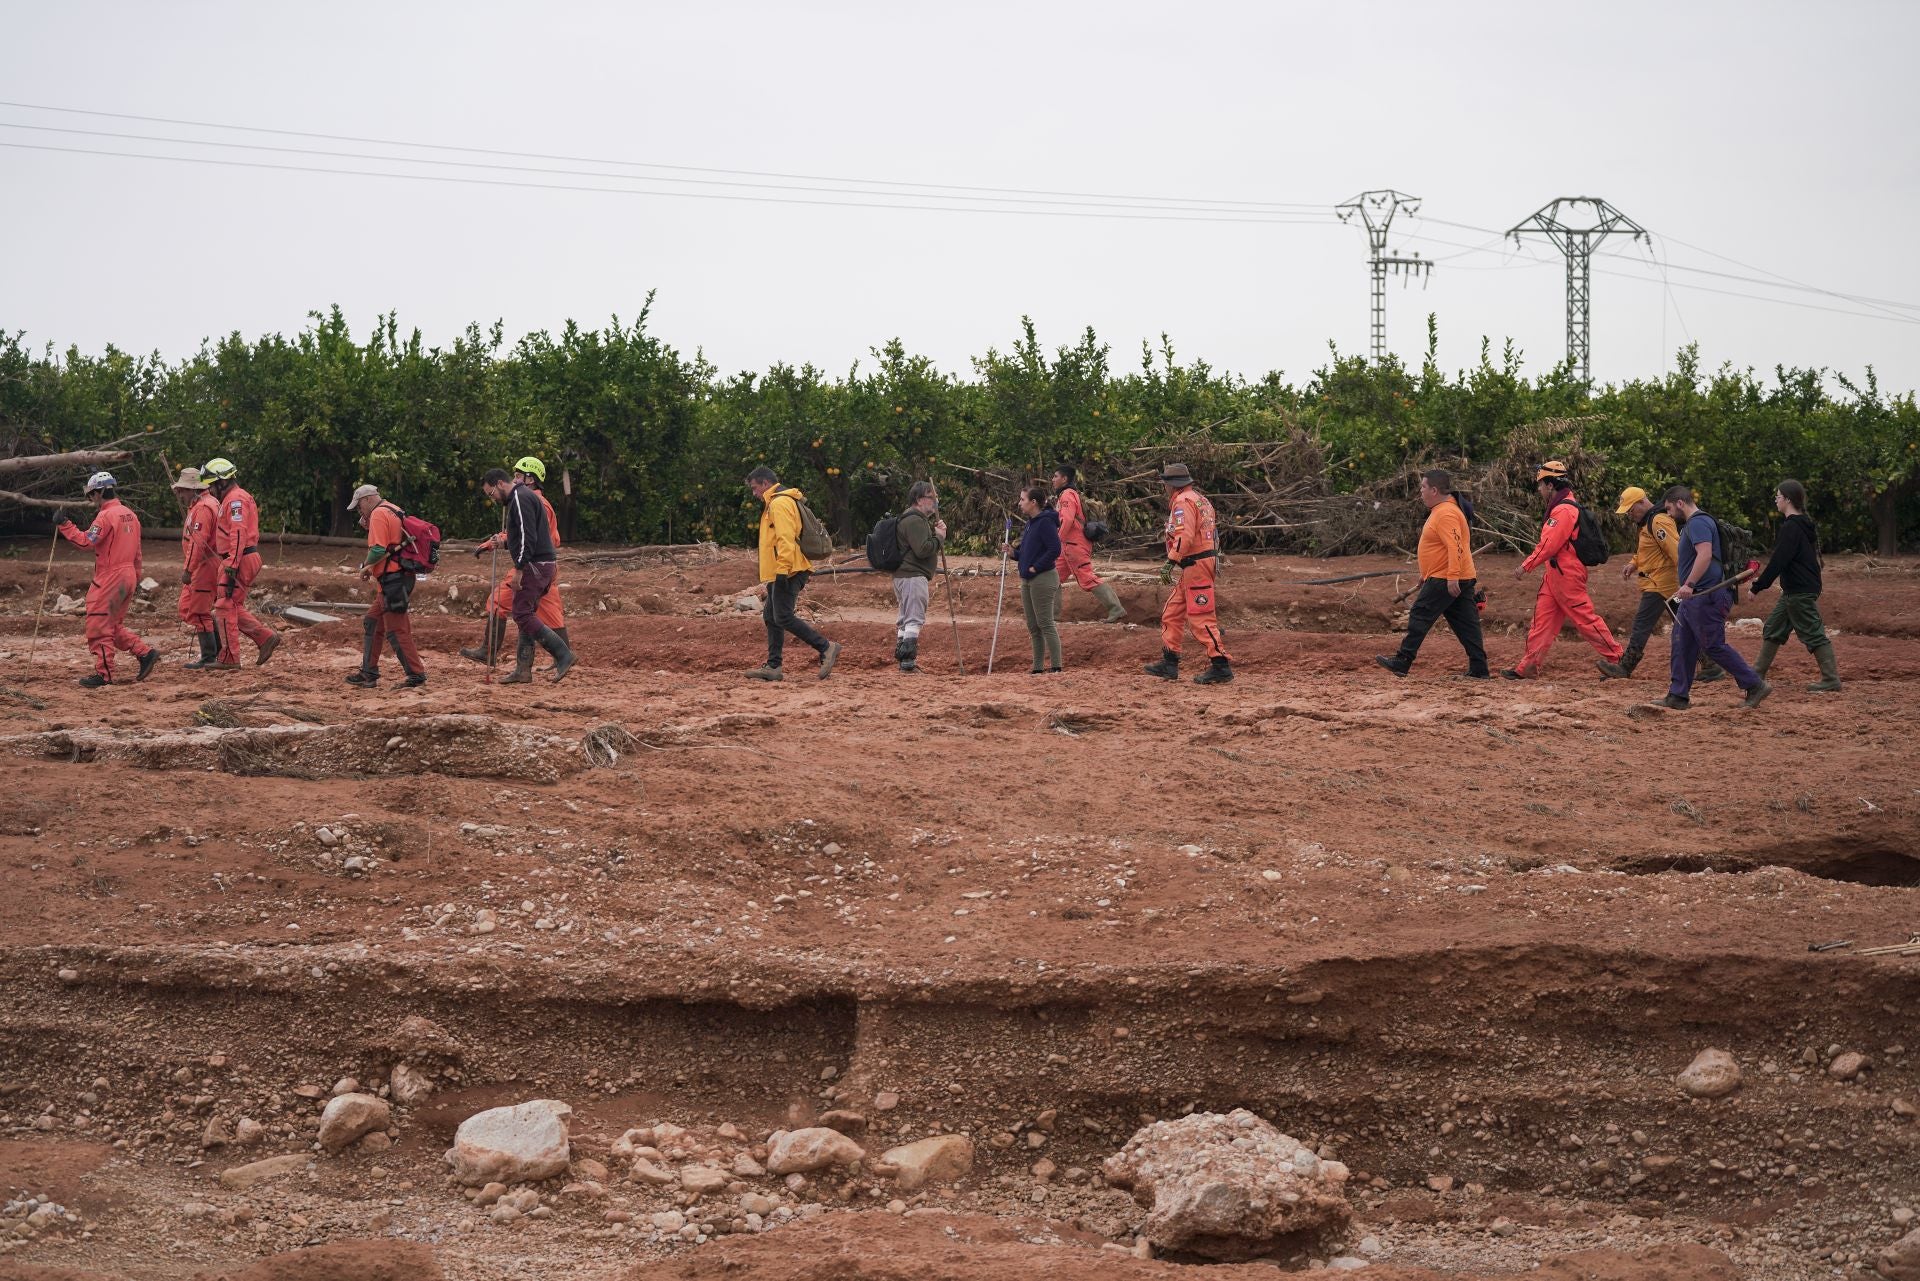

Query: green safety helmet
<box><xmin>202</xmin><ymin>457</ymin><xmax>238</xmax><ymax>482</ymax></box>
<box><xmin>512</xmin><ymin>456</ymin><xmax>547</xmax><ymax>482</ymax></box>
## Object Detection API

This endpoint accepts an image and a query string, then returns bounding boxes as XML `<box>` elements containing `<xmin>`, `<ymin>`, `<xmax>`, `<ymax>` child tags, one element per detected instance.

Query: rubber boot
<box><xmin>1807</xmin><ymin>642</ymin><xmax>1842</xmax><ymax>693</ymax></box>
<box><xmin>184</xmin><ymin>631</ymin><xmax>220</xmax><ymax>669</ymax></box>
<box><xmin>1193</xmin><ymin>657</ymin><xmax>1234</xmax><ymax>685</ymax></box>
<box><xmin>1143</xmin><ymin>649</ymin><xmax>1180</xmax><ymax>680</ymax></box>
<box><xmin>500</xmin><ymin>637</ymin><xmax>536</xmax><ymax>684</ymax></box>
<box><xmin>1753</xmin><ymin>639</ymin><xmax>1780</xmax><ymax>680</ymax></box>
<box><xmin>461</xmin><ymin>615</ymin><xmax>507</xmax><ymax>665</ymax></box>
<box><xmin>1092</xmin><ymin>582</ymin><xmax>1126</xmax><ymax>623</ymax></box>
<box><xmin>539</xmin><ymin>626</ymin><xmax>577</xmax><ymax>683</ymax></box>
<box><xmin>1741</xmin><ymin>679</ymin><xmax>1774</xmax><ymax>709</ymax></box>
<box><xmin>537</xmin><ymin>626</ymin><xmax>572</xmax><ymax>673</ymax></box>
<box><xmin>1598</xmin><ymin>644</ymin><xmax>1642</xmax><ymax>679</ymax></box>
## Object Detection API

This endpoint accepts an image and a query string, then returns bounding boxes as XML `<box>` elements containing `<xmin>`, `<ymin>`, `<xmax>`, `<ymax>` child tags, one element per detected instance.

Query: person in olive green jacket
<box><xmin>891</xmin><ymin>481</ymin><xmax>945</xmax><ymax>672</ymax></box>
<box><xmin>1752</xmin><ymin>479</ymin><xmax>1840</xmax><ymax>693</ymax></box>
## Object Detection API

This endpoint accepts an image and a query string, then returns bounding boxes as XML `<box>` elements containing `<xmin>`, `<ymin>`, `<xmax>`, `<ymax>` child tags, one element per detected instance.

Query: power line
<box><xmin>0</xmin><ymin>99</ymin><xmax>1334</xmax><ymax>214</ymax></box>
<box><xmin>0</xmin><ymin>140</ymin><xmax>1341</xmax><ymax>226</ymax></box>
<box><xmin>0</xmin><ymin>121</ymin><xmax>1339</xmax><ymax>217</ymax></box>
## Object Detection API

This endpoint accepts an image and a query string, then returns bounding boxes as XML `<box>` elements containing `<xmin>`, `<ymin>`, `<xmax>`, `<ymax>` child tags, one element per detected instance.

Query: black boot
<box><xmin>184</xmin><ymin>631</ymin><xmax>220</xmax><ymax>669</ymax></box>
<box><xmin>461</xmin><ymin>615</ymin><xmax>507</xmax><ymax>665</ymax></box>
<box><xmin>537</xmin><ymin>626</ymin><xmax>576</xmax><ymax>683</ymax></box>
<box><xmin>896</xmin><ymin>636</ymin><xmax>918</xmax><ymax>673</ymax></box>
<box><xmin>536</xmin><ymin>626</ymin><xmax>572</xmax><ymax>673</ymax></box>
<box><xmin>347</xmin><ymin>615</ymin><xmax>381</xmax><ymax>685</ymax></box>
<box><xmin>1596</xmin><ymin>643</ymin><xmax>1641</xmax><ymax>680</ymax></box>
<box><xmin>136</xmin><ymin>649</ymin><xmax>161</xmax><ymax>682</ymax></box>
<box><xmin>1194</xmin><ymin>657</ymin><xmax>1234</xmax><ymax>685</ymax></box>
<box><xmin>1143</xmin><ymin>649</ymin><xmax>1180</xmax><ymax>680</ymax></box>
<box><xmin>500</xmin><ymin>637</ymin><xmax>536</xmax><ymax>684</ymax></box>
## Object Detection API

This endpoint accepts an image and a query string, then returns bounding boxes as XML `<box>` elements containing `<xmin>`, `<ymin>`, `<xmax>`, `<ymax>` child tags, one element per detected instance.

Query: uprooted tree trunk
<box><xmin>0</xmin><ymin>449</ymin><xmax>135</xmax><ymax>478</ymax></box>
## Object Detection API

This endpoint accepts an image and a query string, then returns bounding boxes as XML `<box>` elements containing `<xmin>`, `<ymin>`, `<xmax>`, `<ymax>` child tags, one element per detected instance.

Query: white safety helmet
<box><xmin>84</xmin><ymin>471</ymin><xmax>118</xmax><ymax>494</ymax></box>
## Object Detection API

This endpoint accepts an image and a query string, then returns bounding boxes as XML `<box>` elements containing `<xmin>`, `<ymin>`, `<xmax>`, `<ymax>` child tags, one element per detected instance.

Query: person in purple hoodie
<box><xmin>1010</xmin><ymin>485</ymin><xmax>1064</xmax><ymax>672</ymax></box>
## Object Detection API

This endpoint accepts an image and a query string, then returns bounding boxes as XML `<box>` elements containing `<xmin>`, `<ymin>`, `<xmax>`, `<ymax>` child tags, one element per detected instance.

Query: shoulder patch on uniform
<box><xmin>1654</xmin><ymin>527</ymin><xmax>1667</xmax><ymax>541</ymax></box>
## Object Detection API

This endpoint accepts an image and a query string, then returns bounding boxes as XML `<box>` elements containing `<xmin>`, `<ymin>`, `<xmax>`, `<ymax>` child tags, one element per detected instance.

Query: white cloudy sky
<box><xmin>2</xmin><ymin>0</ymin><xmax>1916</xmax><ymax>392</ymax></box>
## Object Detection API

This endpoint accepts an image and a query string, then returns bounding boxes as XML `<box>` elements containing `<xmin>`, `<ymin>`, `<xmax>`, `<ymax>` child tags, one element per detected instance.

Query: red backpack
<box><xmin>388</xmin><ymin>505</ymin><xmax>442</xmax><ymax>574</ymax></box>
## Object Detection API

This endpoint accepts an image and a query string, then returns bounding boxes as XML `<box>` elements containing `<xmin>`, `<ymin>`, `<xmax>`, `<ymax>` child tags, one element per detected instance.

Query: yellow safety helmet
<box><xmin>202</xmin><ymin>457</ymin><xmax>238</xmax><ymax>482</ymax></box>
<box><xmin>512</xmin><ymin>456</ymin><xmax>547</xmax><ymax>482</ymax></box>
<box><xmin>1534</xmin><ymin>460</ymin><xmax>1570</xmax><ymax>483</ymax></box>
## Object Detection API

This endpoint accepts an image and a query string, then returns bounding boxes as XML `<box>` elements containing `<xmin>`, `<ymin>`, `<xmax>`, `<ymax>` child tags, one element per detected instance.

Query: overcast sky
<box><xmin>3</xmin><ymin>1</ymin><xmax>1916</xmax><ymax>395</ymax></box>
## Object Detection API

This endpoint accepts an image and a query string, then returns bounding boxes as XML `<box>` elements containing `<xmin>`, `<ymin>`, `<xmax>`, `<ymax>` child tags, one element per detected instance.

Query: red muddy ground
<box><xmin>0</xmin><ymin>536</ymin><xmax>1915</xmax><ymax>1280</ymax></box>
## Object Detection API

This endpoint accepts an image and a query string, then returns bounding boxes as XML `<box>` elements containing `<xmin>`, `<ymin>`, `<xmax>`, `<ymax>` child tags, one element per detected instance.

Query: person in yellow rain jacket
<box><xmin>1597</xmin><ymin>486</ymin><xmax>1721</xmax><ymax>683</ymax></box>
<box><xmin>745</xmin><ymin>466</ymin><xmax>840</xmax><ymax>682</ymax></box>
<box><xmin>1375</xmin><ymin>469</ymin><xmax>1488</xmax><ymax>679</ymax></box>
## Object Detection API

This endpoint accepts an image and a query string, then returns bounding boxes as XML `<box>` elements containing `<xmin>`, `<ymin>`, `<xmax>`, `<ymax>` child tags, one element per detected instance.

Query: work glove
<box><xmin>1159</xmin><ymin>561</ymin><xmax>1174</xmax><ymax>585</ymax></box>
<box><xmin>180</xmin><ymin>570</ymin><xmax>192</xmax><ymax>585</ymax></box>
<box><xmin>472</xmin><ymin>543</ymin><xmax>489</xmax><ymax>558</ymax></box>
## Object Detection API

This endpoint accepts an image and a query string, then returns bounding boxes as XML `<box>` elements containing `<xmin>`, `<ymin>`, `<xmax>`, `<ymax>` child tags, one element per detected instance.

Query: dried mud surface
<box><xmin>1</xmin><ymin>537</ymin><xmax>1916</xmax><ymax>1281</ymax></box>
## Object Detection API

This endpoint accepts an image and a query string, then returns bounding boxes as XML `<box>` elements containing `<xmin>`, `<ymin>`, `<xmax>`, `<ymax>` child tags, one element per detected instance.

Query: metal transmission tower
<box><xmin>1507</xmin><ymin>197</ymin><xmax>1648</xmax><ymax>382</ymax></box>
<box><xmin>1336</xmin><ymin>190</ymin><xmax>1432</xmax><ymax>363</ymax></box>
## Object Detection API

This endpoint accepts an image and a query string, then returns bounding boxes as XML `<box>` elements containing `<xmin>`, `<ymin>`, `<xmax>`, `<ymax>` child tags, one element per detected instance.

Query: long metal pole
<box><xmin>27</xmin><ymin>512</ymin><xmax>65</xmax><ymax>665</ymax></box>
<box><xmin>986</xmin><ymin>517</ymin><xmax>1012</xmax><ymax>674</ymax></box>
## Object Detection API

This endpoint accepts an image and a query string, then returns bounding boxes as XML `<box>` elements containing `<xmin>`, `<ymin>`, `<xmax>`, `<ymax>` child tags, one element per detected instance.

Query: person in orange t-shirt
<box><xmin>345</xmin><ymin>484</ymin><xmax>426</xmax><ymax>688</ymax></box>
<box><xmin>1376</xmin><ymin>469</ymin><xmax>1488</xmax><ymax>679</ymax></box>
<box><xmin>1143</xmin><ymin>462</ymin><xmax>1232</xmax><ymax>685</ymax></box>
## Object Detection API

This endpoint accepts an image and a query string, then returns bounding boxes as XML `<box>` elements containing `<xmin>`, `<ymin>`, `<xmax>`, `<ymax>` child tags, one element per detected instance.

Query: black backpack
<box><xmin>1554</xmin><ymin>498</ymin><xmax>1610</xmax><ymax>567</ymax></box>
<box><xmin>866</xmin><ymin>513</ymin><xmax>907</xmax><ymax>571</ymax></box>
<box><xmin>1703</xmin><ymin>515</ymin><xmax>1755</xmax><ymax>601</ymax></box>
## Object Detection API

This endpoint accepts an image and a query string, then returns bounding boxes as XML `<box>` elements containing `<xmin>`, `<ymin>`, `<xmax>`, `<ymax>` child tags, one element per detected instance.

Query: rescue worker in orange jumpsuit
<box><xmin>57</xmin><ymin>471</ymin><xmax>159</xmax><ymax>688</ymax></box>
<box><xmin>1049</xmin><ymin>465</ymin><xmax>1125</xmax><ymax>623</ymax></box>
<box><xmin>345</xmin><ymin>483</ymin><xmax>427</xmax><ymax>688</ymax></box>
<box><xmin>171</xmin><ymin>466</ymin><xmax>223</xmax><ymax>669</ymax></box>
<box><xmin>461</xmin><ymin>467</ymin><xmax>566</xmax><ymax>666</ymax></box>
<box><xmin>1144</xmin><ymin>461</ymin><xmax>1233</xmax><ymax>685</ymax></box>
<box><xmin>200</xmin><ymin>458</ymin><xmax>280</xmax><ymax>669</ymax></box>
<box><xmin>1505</xmin><ymin>460</ymin><xmax>1624</xmax><ymax>679</ymax></box>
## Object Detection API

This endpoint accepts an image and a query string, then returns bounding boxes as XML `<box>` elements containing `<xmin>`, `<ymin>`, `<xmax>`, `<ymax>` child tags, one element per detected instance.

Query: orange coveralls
<box><xmin>479</xmin><ymin>490</ymin><xmax>565</xmax><ymax>628</ymax></box>
<box><xmin>178</xmin><ymin>490</ymin><xmax>220</xmax><ymax>635</ymax></box>
<box><xmin>1053</xmin><ymin>486</ymin><xmax>1103</xmax><ymax>593</ymax></box>
<box><xmin>212</xmin><ymin>484</ymin><xmax>276</xmax><ymax>663</ymax></box>
<box><xmin>1514</xmin><ymin>492</ymin><xmax>1624</xmax><ymax>675</ymax></box>
<box><xmin>59</xmin><ymin>497</ymin><xmax>152</xmax><ymax>681</ymax></box>
<box><xmin>363</xmin><ymin>502</ymin><xmax>426</xmax><ymax>677</ymax></box>
<box><xmin>1161</xmin><ymin>485</ymin><xmax>1230</xmax><ymax>661</ymax></box>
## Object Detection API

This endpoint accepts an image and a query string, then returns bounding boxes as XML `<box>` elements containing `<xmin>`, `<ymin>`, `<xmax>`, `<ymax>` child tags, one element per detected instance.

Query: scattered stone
<box><xmin>819</xmin><ymin>1109</ymin><xmax>868</xmax><ymax>1136</ymax></box>
<box><xmin>576</xmin><ymin>1157</ymin><xmax>609</xmax><ymax>1181</ymax></box>
<box><xmin>732</xmin><ymin>1153</ymin><xmax>765</xmax><ymax>1177</ymax></box>
<box><xmin>218</xmin><ymin>1153</ymin><xmax>310</xmax><ymax>1191</ymax></box>
<box><xmin>390</xmin><ymin>1062</ymin><xmax>434</xmax><ymax>1106</ymax></box>
<box><xmin>681</xmin><ymin>1165</ymin><xmax>728</xmax><ymax>1195</ymax></box>
<box><xmin>56</xmin><ymin>968</ymin><xmax>79</xmax><ymax>984</ymax></box>
<box><xmin>1894</xmin><ymin>1208</ymin><xmax>1915</xmax><ymax>1228</ymax></box>
<box><xmin>651</xmin><ymin>1210</ymin><xmax>686</xmax><ymax>1232</ymax></box>
<box><xmin>1425</xmin><ymin>1175</ymin><xmax>1454</xmax><ymax>1193</ymax></box>
<box><xmin>317</xmin><ymin>1093</ymin><xmax>391</xmax><ymax>1153</ymax></box>
<box><xmin>475</xmin><ymin>1182</ymin><xmax>508</xmax><ymax>1207</ymax></box>
<box><xmin>201</xmin><ymin>1117</ymin><xmax>231</xmax><ymax>1149</ymax></box>
<box><xmin>233</xmin><ymin>1117</ymin><xmax>266</xmax><ymax>1147</ymax></box>
<box><xmin>1893</xmin><ymin>1099</ymin><xmax>1917</xmax><ymax>1119</ymax></box>
<box><xmin>1102</xmin><ymin>1109</ymin><xmax>1351</xmax><ymax>1260</ymax></box>
<box><xmin>1828</xmin><ymin>1051</ymin><xmax>1872</xmax><ymax>1081</ymax></box>
<box><xmin>766</xmin><ymin>1127</ymin><xmax>865</xmax><ymax>1175</ymax></box>
<box><xmin>630</xmin><ymin>1157</ymin><xmax>675</xmax><ymax>1186</ymax></box>
<box><xmin>873</xmin><ymin>1090</ymin><xmax>900</xmax><ymax>1112</ymax></box>
<box><xmin>1677</xmin><ymin>1048</ymin><xmax>1742</xmax><ymax>1099</ymax></box>
<box><xmin>359</xmin><ymin>1131</ymin><xmax>392</xmax><ymax>1153</ymax></box>
<box><xmin>1878</xmin><ymin>1228</ymin><xmax>1920</xmax><ymax>1281</ymax></box>
<box><xmin>717</xmin><ymin>1122</ymin><xmax>745</xmax><ymax>1140</ymax></box>
<box><xmin>739</xmin><ymin>1192</ymin><xmax>776</xmax><ymax>1217</ymax></box>
<box><xmin>292</xmin><ymin>1083</ymin><xmax>326</xmax><ymax>1099</ymax></box>
<box><xmin>881</xmin><ymin>1135</ymin><xmax>975</xmax><ymax>1192</ymax></box>
<box><xmin>446</xmin><ymin>1099</ymin><xmax>573</xmax><ymax>1186</ymax></box>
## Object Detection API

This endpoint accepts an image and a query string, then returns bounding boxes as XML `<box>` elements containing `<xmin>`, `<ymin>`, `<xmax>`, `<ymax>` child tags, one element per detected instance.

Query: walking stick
<box><xmin>937</xmin><ymin>547</ymin><xmax>966</xmax><ymax>675</ymax></box>
<box><xmin>986</xmin><ymin>517</ymin><xmax>1011</xmax><ymax>674</ymax></box>
<box><xmin>27</xmin><ymin>510</ymin><xmax>64</xmax><ymax>665</ymax></box>
<box><xmin>483</xmin><ymin>538</ymin><xmax>500</xmax><ymax>685</ymax></box>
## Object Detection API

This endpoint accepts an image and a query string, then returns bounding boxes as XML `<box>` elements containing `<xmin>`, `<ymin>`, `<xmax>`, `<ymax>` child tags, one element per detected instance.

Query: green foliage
<box><xmin>3</xmin><ymin>311</ymin><xmax>1915</xmax><ymax>552</ymax></box>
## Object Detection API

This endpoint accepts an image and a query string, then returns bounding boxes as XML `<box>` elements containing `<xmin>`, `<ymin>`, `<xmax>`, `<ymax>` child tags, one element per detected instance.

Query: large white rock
<box><xmin>1102</xmin><ymin>1109</ymin><xmax>1350</xmax><ymax>1260</ymax></box>
<box><xmin>766</xmin><ymin>1126</ymin><xmax>865</xmax><ymax>1174</ymax></box>
<box><xmin>445</xmin><ymin>1099</ymin><xmax>572</xmax><ymax>1186</ymax></box>
<box><xmin>879</xmin><ymin>1135</ymin><xmax>974</xmax><ymax>1191</ymax></box>
<box><xmin>1677</xmin><ymin>1048</ymin><xmax>1742</xmax><ymax>1099</ymax></box>
<box><xmin>1878</xmin><ymin>1228</ymin><xmax>1920</xmax><ymax>1281</ymax></box>
<box><xmin>317</xmin><ymin>1093</ymin><xmax>390</xmax><ymax>1153</ymax></box>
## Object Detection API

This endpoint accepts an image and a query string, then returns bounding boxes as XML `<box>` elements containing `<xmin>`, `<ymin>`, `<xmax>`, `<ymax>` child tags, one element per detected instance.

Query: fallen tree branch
<box><xmin>0</xmin><ymin>448</ymin><xmax>133</xmax><ymax>478</ymax></box>
<box><xmin>0</xmin><ymin>488</ymin><xmax>72</xmax><ymax>511</ymax></box>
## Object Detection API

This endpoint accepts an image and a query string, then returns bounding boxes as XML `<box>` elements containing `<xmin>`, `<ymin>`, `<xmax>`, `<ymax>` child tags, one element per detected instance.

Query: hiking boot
<box><xmin>1143</xmin><ymin>651</ymin><xmax>1179</xmax><ymax>680</ymax></box>
<box><xmin>136</xmin><ymin>649</ymin><xmax>161</xmax><ymax>682</ymax></box>
<box><xmin>254</xmin><ymin>632</ymin><xmax>280</xmax><ymax>666</ymax></box>
<box><xmin>746</xmin><ymin>664</ymin><xmax>784</xmax><ymax>681</ymax></box>
<box><xmin>1741</xmin><ymin>679</ymin><xmax>1773</xmax><ymax>709</ymax></box>
<box><xmin>1807</xmin><ymin>642</ymin><xmax>1842</xmax><ymax>693</ymax></box>
<box><xmin>1615</xmin><ymin>644</ymin><xmax>1644</xmax><ymax>676</ymax></box>
<box><xmin>1501</xmin><ymin>667</ymin><xmax>1529</xmax><ymax>680</ymax></box>
<box><xmin>1092</xmin><ymin>583</ymin><xmax>1126</xmax><ymax>623</ymax></box>
<box><xmin>206</xmin><ymin>660</ymin><xmax>242</xmax><ymax>671</ymax></box>
<box><xmin>1374</xmin><ymin>655</ymin><xmax>1410</xmax><ymax>678</ymax></box>
<box><xmin>1595</xmin><ymin>659</ymin><xmax>1632</xmax><ymax>680</ymax></box>
<box><xmin>1457</xmin><ymin>669</ymin><xmax>1492</xmax><ymax>680</ymax></box>
<box><xmin>1193</xmin><ymin>659</ymin><xmax>1234</xmax><ymax>685</ymax></box>
<box><xmin>78</xmin><ymin>673</ymin><xmax>108</xmax><ymax>688</ymax></box>
<box><xmin>184</xmin><ymin>632</ymin><xmax>220</xmax><ymax>669</ymax></box>
<box><xmin>402</xmin><ymin>671</ymin><xmax>427</xmax><ymax>689</ymax></box>
<box><xmin>817</xmin><ymin>640</ymin><xmax>841</xmax><ymax>680</ymax></box>
<box><xmin>344</xmin><ymin>669</ymin><xmax>379</xmax><ymax>687</ymax></box>
<box><xmin>1695</xmin><ymin>664</ymin><xmax>1727</xmax><ymax>684</ymax></box>
<box><xmin>1658</xmin><ymin>694</ymin><xmax>1690</xmax><ymax>710</ymax></box>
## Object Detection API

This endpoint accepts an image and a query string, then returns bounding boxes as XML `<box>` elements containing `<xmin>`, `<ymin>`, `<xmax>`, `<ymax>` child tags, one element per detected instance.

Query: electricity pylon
<box><xmin>1507</xmin><ymin>197</ymin><xmax>1648</xmax><ymax>382</ymax></box>
<box><xmin>1336</xmin><ymin>190</ymin><xmax>1433</xmax><ymax>363</ymax></box>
